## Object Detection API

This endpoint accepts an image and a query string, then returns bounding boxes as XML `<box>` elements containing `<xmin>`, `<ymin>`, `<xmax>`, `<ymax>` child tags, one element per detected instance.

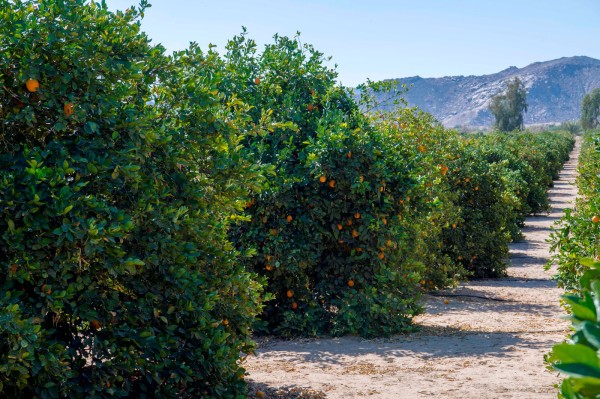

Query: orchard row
<box><xmin>548</xmin><ymin>131</ymin><xmax>600</xmax><ymax>399</ymax></box>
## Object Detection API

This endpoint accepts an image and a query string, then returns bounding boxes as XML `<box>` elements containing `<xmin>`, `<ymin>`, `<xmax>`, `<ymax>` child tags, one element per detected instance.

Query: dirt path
<box><xmin>246</xmin><ymin>138</ymin><xmax>580</xmax><ymax>399</ymax></box>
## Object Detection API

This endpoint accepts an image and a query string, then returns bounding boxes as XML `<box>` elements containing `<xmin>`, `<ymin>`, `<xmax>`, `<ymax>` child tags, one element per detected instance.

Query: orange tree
<box><xmin>373</xmin><ymin>108</ymin><xmax>464</xmax><ymax>289</ymax></box>
<box><xmin>0</xmin><ymin>1</ymin><xmax>264</xmax><ymax>397</ymax></box>
<box><xmin>545</xmin><ymin>131</ymin><xmax>600</xmax><ymax>399</ymax></box>
<box><xmin>549</xmin><ymin>131</ymin><xmax>599</xmax><ymax>290</ymax></box>
<box><xmin>440</xmin><ymin>138</ymin><xmax>521</xmax><ymax>278</ymax></box>
<box><xmin>226</xmin><ymin>34</ymin><xmax>434</xmax><ymax>337</ymax></box>
<box><xmin>441</xmin><ymin>132</ymin><xmax>573</xmax><ymax>278</ymax></box>
<box><xmin>475</xmin><ymin>132</ymin><xmax>574</xmax><ymax>240</ymax></box>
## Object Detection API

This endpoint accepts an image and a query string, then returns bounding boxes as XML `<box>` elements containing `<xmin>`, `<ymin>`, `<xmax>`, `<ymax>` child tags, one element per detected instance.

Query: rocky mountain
<box><xmin>377</xmin><ymin>56</ymin><xmax>600</xmax><ymax>128</ymax></box>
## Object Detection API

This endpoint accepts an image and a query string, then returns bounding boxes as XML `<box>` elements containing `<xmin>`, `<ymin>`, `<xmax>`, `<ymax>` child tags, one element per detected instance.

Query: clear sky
<box><xmin>106</xmin><ymin>0</ymin><xmax>600</xmax><ymax>87</ymax></box>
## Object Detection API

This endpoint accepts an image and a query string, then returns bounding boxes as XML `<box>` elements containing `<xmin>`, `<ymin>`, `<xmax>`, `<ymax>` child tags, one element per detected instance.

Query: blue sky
<box><xmin>106</xmin><ymin>0</ymin><xmax>600</xmax><ymax>87</ymax></box>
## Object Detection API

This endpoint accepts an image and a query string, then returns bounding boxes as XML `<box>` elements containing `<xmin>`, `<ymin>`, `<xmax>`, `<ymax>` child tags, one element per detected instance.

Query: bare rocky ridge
<box><xmin>245</xmin><ymin>138</ymin><xmax>581</xmax><ymax>399</ymax></box>
<box><xmin>376</xmin><ymin>56</ymin><xmax>600</xmax><ymax>128</ymax></box>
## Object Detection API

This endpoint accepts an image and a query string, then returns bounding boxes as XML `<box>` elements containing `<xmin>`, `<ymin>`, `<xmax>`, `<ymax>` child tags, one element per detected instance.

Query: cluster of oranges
<box><xmin>25</xmin><ymin>78</ymin><xmax>75</xmax><ymax>118</ymax></box>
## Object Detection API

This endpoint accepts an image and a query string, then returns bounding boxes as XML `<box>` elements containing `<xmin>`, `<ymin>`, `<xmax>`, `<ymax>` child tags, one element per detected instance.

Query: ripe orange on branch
<box><xmin>64</xmin><ymin>102</ymin><xmax>75</xmax><ymax>117</ymax></box>
<box><xmin>26</xmin><ymin>78</ymin><xmax>39</xmax><ymax>92</ymax></box>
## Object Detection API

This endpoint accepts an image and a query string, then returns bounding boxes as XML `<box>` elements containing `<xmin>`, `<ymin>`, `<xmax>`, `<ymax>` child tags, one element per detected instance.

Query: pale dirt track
<box><xmin>245</xmin><ymin>138</ymin><xmax>580</xmax><ymax>399</ymax></box>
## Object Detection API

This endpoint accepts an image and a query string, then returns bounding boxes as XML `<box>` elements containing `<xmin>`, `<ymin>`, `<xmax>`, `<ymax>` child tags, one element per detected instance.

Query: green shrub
<box><xmin>549</xmin><ymin>131</ymin><xmax>600</xmax><ymax>290</ymax></box>
<box><xmin>0</xmin><ymin>1</ymin><xmax>263</xmax><ymax>397</ymax></box>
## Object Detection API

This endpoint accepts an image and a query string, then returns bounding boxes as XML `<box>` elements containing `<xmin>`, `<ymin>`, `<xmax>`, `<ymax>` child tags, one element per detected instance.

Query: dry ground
<box><xmin>245</xmin><ymin>138</ymin><xmax>580</xmax><ymax>399</ymax></box>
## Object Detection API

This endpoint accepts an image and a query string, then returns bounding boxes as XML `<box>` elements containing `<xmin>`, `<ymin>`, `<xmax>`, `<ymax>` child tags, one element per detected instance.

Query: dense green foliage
<box><xmin>0</xmin><ymin>1</ymin><xmax>265</xmax><ymax>397</ymax></box>
<box><xmin>549</xmin><ymin>133</ymin><xmax>600</xmax><ymax>290</ymax></box>
<box><xmin>581</xmin><ymin>89</ymin><xmax>600</xmax><ymax>131</ymax></box>
<box><xmin>441</xmin><ymin>132</ymin><xmax>573</xmax><ymax>278</ymax></box>
<box><xmin>489</xmin><ymin>77</ymin><xmax>528</xmax><ymax>132</ymax></box>
<box><xmin>0</xmin><ymin>1</ymin><xmax>577</xmax><ymax>396</ymax></box>
<box><xmin>547</xmin><ymin>258</ymin><xmax>600</xmax><ymax>399</ymax></box>
<box><xmin>546</xmin><ymin>131</ymin><xmax>600</xmax><ymax>398</ymax></box>
<box><xmin>225</xmin><ymin>30</ymin><xmax>574</xmax><ymax>337</ymax></box>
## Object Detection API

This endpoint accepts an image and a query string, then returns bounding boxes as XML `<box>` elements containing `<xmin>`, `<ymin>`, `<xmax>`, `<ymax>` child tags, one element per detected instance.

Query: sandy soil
<box><xmin>245</xmin><ymin>138</ymin><xmax>580</xmax><ymax>399</ymax></box>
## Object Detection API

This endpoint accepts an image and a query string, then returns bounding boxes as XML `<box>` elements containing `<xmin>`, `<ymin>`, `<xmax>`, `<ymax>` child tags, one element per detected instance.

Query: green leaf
<box><xmin>551</xmin><ymin>343</ymin><xmax>599</xmax><ymax>367</ymax></box>
<box><xmin>86</xmin><ymin>163</ymin><xmax>98</xmax><ymax>173</ymax></box>
<box><xmin>564</xmin><ymin>295</ymin><xmax>597</xmax><ymax>321</ymax></box>
<box><xmin>554</xmin><ymin>363</ymin><xmax>600</xmax><ymax>381</ymax></box>
<box><xmin>582</xmin><ymin>322</ymin><xmax>600</xmax><ymax>349</ymax></box>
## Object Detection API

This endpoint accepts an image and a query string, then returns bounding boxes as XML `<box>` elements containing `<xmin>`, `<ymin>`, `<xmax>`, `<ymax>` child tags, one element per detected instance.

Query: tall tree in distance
<box><xmin>581</xmin><ymin>88</ymin><xmax>600</xmax><ymax>130</ymax></box>
<box><xmin>488</xmin><ymin>77</ymin><xmax>528</xmax><ymax>131</ymax></box>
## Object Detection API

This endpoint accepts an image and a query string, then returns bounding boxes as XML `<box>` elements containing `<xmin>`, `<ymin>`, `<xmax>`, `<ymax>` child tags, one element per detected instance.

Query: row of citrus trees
<box><xmin>547</xmin><ymin>130</ymin><xmax>600</xmax><ymax>399</ymax></box>
<box><xmin>0</xmin><ymin>1</ymin><xmax>574</xmax><ymax>398</ymax></box>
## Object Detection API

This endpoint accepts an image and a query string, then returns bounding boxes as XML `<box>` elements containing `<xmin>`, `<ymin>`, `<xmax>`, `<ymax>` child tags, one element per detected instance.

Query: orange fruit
<box><xmin>378</xmin><ymin>253</ymin><xmax>385</xmax><ymax>260</ymax></box>
<box><xmin>90</xmin><ymin>320</ymin><xmax>101</xmax><ymax>329</ymax></box>
<box><xmin>291</xmin><ymin>302</ymin><xmax>298</xmax><ymax>310</ymax></box>
<box><xmin>337</xmin><ymin>224</ymin><xmax>343</xmax><ymax>231</ymax></box>
<box><xmin>465</xmin><ymin>178</ymin><xmax>470</xmax><ymax>183</ymax></box>
<box><xmin>307</xmin><ymin>104</ymin><xmax>314</xmax><ymax>111</ymax></box>
<box><xmin>267</xmin><ymin>255</ymin><xmax>272</xmax><ymax>261</ymax></box>
<box><xmin>329</xmin><ymin>180</ymin><xmax>336</xmax><ymax>188</ymax></box>
<box><xmin>458</xmin><ymin>256</ymin><xmax>463</xmax><ymax>260</ymax></box>
<box><xmin>418</xmin><ymin>145</ymin><xmax>426</xmax><ymax>153</ymax></box>
<box><xmin>356</xmin><ymin>247</ymin><xmax>363</xmax><ymax>252</ymax></box>
<box><xmin>286</xmin><ymin>215</ymin><xmax>293</xmax><ymax>223</ymax></box>
<box><xmin>444</xmin><ymin>299</ymin><xmax>449</xmax><ymax>305</ymax></box>
<box><xmin>319</xmin><ymin>175</ymin><xmax>327</xmax><ymax>183</ymax></box>
<box><xmin>347</xmin><ymin>279</ymin><xmax>355</xmax><ymax>287</ymax></box>
<box><xmin>474</xmin><ymin>186</ymin><xmax>479</xmax><ymax>191</ymax></box>
<box><xmin>223</xmin><ymin>319</ymin><xmax>229</xmax><ymax>326</ymax></box>
<box><xmin>286</xmin><ymin>290</ymin><xmax>294</xmax><ymax>298</ymax></box>
<box><xmin>352</xmin><ymin>229</ymin><xmax>359</xmax><ymax>238</ymax></box>
<box><xmin>63</xmin><ymin>102</ymin><xmax>75</xmax><ymax>117</ymax></box>
<box><xmin>26</xmin><ymin>78</ymin><xmax>39</xmax><ymax>92</ymax></box>
<box><xmin>380</xmin><ymin>186</ymin><xmax>384</xmax><ymax>192</ymax></box>
<box><xmin>440</xmin><ymin>165</ymin><xmax>448</xmax><ymax>175</ymax></box>
<box><xmin>382</xmin><ymin>218</ymin><xmax>387</xmax><ymax>225</ymax></box>
<box><xmin>452</xmin><ymin>223</ymin><xmax>457</xmax><ymax>229</ymax></box>
<box><xmin>354</xmin><ymin>212</ymin><xmax>360</xmax><ymax>219</ymax></box>
<box><xmin>347</xmin><ymin>219</ymin><xmax>353</xmax><ymax>226</ymax></box>
<box><xmin>347</xmin><ymin>151</ymin><xmax>352</xmax><ymax>158</ymax></box>
<box><xmin>265</xmin><ymin>264</ymin><xmax>272</xmax><ymax>271</ymax></box>
<box><xmin>254</xmin><ymin>77</ymin><xmax>261</xmax><ymax>85</ymax></box>
<box><xmin>592</xmin><ymin>215</ymin><xmax>600</xmax><ymax>223</ymax></box>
